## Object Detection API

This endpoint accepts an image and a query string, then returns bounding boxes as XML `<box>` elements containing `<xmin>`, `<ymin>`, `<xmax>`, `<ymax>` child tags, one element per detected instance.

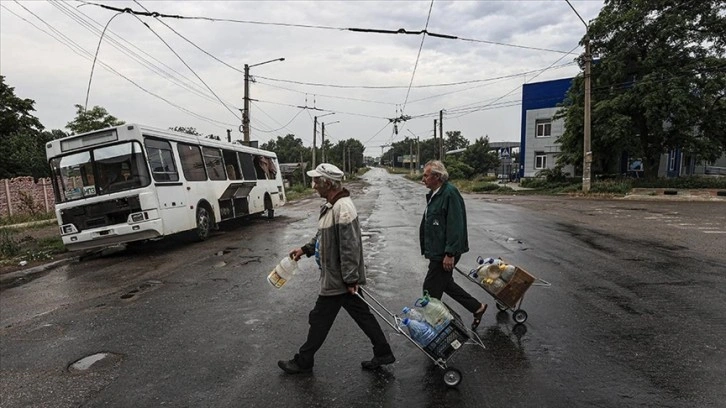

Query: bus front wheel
<box><xmin>195</xmin><ymin>206</ymin><xmax>212</xmax><ymax>241</ymax></box>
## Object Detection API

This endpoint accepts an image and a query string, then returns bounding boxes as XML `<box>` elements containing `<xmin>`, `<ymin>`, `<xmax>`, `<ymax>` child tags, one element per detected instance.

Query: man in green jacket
<box><xmin>420</xmin><ymin>160</ymin><xmax>488</xmax><ymax>330</ymax></box>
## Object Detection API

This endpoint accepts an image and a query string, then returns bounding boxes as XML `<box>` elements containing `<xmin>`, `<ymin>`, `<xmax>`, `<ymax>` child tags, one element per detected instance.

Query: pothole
<box><xmin>120</xmin><ymin>280</ymin><xmax>162</xmax><ymax>300</ymax></box>
<box><xmin>68</xmin><ymin>352</ymin><xmax>123</xmax><ymax>373</ymax></box>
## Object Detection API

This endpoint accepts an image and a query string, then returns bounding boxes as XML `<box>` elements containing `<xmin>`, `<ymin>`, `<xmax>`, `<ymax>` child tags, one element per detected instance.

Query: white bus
<box><xmin>46</xmin><ymin>123</ymin><xmax>286</xmax><ymax>251</ymax></box>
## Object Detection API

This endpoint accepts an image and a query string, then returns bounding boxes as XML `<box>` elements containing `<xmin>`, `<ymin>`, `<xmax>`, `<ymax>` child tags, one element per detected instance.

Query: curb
<box><xmin>0</xmin><ymin>256</ymin><xmax>78</xmax><ymax>285</ymax></box>
<box><xmin>627</xmin><ymin>188</ymin><xmax>726</xmax><ymax>200</ymax></box>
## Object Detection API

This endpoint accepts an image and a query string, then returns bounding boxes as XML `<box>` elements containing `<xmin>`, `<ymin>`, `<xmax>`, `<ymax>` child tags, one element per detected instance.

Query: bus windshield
<box><xmin>50</xmin><ymin>141</ymin><xmax>151</xmax><ymax>202</ymax></box>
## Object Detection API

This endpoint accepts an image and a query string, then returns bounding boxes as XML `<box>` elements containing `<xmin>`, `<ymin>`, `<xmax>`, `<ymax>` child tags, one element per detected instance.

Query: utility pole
<box><xmin>242</xmin><ymin>57</ymin><xmax>285</xmax><ymax>143</ymax></box>
<box><xmin>312</xmin><ymin>116</ymin><xmax>318</xmax><ymax>169</ymax></box>
<box><xmin>342</xmin><ymin>141</ymin><xmax>346</xmax><ymax>176</ymax></box>
<box><xmin>583</xmin><ymin>37</ymin><xmax>592</xmax><ymax>192</ymax></box>
<box><xmin>433</xmin><ymin>119</ymin><xmax>438</xmax><ymax>160</ymax></box>
<box><xmin>439</xmin><ymin>110</ymin><xmax>444</xmax><ymax>160</ymax></box>
<box><xmin>321</xmin><ymin>122</ymin><xmax>326</xmax><ymax>163</ymax></box>
<box><xmin>243</xmin><ymin>64</ymin><xmax>250</xmax><ymax>143</ymax></box>
<box><xmin>409</xmin><ymin>139</ymin><xmax>414</xmax><ymax>176</ymax></box>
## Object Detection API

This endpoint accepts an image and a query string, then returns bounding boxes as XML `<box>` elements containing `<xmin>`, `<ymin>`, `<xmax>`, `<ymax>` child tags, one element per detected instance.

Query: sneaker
<box><xmin>361</xmin><ymin>354</ymin><xmax>396</xmax><ymax>370</ymax></box>
<box><xmin>278</xmin><ymin>359</ymin><xmax>312</xmax><ymax>374</ymax></box>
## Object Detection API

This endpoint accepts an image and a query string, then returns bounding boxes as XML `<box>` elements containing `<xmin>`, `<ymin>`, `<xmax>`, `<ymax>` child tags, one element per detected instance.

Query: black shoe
<box><xmin>361</xmin><ymin>354</ymin><xmax>396</xmax><ymax>370</ymax></box>
<box><xmin>278</xmin><ymin>359</ymin><xmax>312</xmax><ymax>374</ymax></box>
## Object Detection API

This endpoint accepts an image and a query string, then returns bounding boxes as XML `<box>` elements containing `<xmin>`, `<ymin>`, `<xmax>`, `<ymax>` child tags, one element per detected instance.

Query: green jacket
<box><xmin>419</xmin><ymin>181</ymin><xmax>469</xmax><ymax>261</ymax></box>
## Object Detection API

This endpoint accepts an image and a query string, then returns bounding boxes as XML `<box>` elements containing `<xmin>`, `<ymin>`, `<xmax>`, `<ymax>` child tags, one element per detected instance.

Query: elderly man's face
<box><xmin>422</xmin><ymin>166</ymin><xmax>441</xmax><ymax>189</ymax></box>
<box><xmin>312</xmin><ymin>177</ymin><xmax>331</xmax><ymax>197</ymax></box>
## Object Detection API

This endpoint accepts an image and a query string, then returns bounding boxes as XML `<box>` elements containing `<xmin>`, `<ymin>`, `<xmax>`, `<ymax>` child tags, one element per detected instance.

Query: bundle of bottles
<box><xmin>399</xmin><ymin>292</ymin><xmax>454</xmax><ymax>347</ymax></box>
<box><xmin>468</xmin><ymin>257</ymin><xmax>517</xmax><ymax>294</ymax></box>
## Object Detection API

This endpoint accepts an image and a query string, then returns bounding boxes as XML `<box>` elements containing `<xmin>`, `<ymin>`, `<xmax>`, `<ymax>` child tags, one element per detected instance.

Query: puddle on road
<box><xmin>68</xmin><ymin>352</ymin><xmax>123</xmax><ymax>373</ymax></box>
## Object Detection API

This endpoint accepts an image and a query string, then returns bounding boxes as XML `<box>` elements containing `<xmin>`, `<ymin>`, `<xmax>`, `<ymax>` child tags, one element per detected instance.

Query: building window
<box><xmin>536</xmin><ymin>119</ymin><xmax>552</xmax><ymax>138</ymax></box>
<box><xmin>668</xmin><ymin>150</ymin><xmax>676</xmax><ymax>171</ymax></box>
<box><xmin>535</xmin><ymin>153</ymin><xmax>547</xmax><ymax>169</ymax></box>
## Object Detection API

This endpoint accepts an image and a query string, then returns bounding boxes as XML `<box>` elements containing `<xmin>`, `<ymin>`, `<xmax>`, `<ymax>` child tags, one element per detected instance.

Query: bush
<box><xmin>0</xmin><ymin>229</ymin><xmax>20</xmax><ymax>258</ymax></box>
<box><xmin>472</xmin><ymin>183</ymin><xmax>500</xmax><ymax>192</ymax></box>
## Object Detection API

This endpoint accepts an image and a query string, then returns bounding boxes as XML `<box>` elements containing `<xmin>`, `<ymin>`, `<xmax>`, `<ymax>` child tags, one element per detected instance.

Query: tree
<box><xmin>460</xmin><ymin>136</ymin><xmax>500</xmax><ymax>176</ymax></box>
<box><xmin>260</xmin><ymin>134</ymin><xmax>310</xmax><ymax>164</ymax></box>
<box><xmin>557</xmin><ymin>0</ymin><xmax>726</xmax><ymax>179</ymax></box>
<box><xmin>66</xmin><ymin>104</ymin><xmax>124</xmax><ymax>135</ymax></box>
<box><xmin>0</xmin><ymin>76</ymin><xmax>54</xmax><ymax>179</ymax></box>
<box><xmin>0</xmin><ymin>75</ymin><xmax>44</xmax><ymax>139</ymax></box>
<box><xmin>444</xmin><ymin>130</ymin><xmax>469</xmax><ymax>152</ymax></box>
<box><xmin>169</xmin><ymin>126</ymin><xmax>201</xmax><ymax>136</ymax></box>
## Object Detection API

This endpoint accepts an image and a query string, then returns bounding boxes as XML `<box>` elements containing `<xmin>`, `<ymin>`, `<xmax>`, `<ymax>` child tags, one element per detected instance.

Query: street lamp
<box><xmin>243</xmin><ymin>57</ymin><xmax>285</xmax><ymax>143</ymax></box>
<box><xmin>313</xmin><ymin>112</ymin><xmax>335</xmax><ymax>169</ymax></box>
<box><xmin>321</xmin><ymin>120</ymin><xmax>340</xmax><ymax>163</ymax></box>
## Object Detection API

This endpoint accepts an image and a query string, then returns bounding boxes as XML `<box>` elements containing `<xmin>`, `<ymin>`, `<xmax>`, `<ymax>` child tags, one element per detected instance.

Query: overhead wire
<box><xmin>4</xmin><ymin>2</ymin><xmax>236</xmax><ymax>129</ymax></box>
<box><xmin>401</xmin><ymin>0</ymin><xmax>434</xmax><ymax>113</ymax></box>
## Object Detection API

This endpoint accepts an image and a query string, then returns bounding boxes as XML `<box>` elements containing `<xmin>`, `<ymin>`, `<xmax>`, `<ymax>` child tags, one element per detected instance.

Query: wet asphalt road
<box><xmin>1</xmin><ymin>167</ymin><xmax>724</xmax><ymax>408</ymax></box>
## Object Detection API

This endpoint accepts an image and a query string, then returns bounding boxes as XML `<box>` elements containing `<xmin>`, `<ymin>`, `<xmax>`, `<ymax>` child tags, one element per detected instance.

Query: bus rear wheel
<box><xmin>264</xmin><ymin>195</ymin><xmax>274</xmax><ymax>219</ymax></box>
<box><xmin>195</xmin><ymin>206</ymin><xmax>212</xmax><ymax>241</ymax></box>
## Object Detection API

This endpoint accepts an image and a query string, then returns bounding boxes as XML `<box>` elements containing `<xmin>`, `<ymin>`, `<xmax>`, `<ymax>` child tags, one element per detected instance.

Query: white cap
<box><xmin>306</xmin><ymin>163</ymin><xmax>343</xmax><ymax>181</ymax></box>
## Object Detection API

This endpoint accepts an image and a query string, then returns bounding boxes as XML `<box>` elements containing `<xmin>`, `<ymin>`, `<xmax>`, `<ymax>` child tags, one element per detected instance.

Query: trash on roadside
<box><xmin>18</xmin><ymin>260</ymin><xmax>28</xmax><ymax>266</ymax></box>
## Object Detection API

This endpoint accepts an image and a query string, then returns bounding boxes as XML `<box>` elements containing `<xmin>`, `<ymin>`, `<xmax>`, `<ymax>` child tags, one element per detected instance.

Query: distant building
<box><xmin>520</xmin><ymin>77</ymin><xmax>726</xmax><ymax>179</ymax></box>
<box><xmin>519</xmin><ymin>77</ymin><xmax>574</xmax><ymax>178</ymax></box>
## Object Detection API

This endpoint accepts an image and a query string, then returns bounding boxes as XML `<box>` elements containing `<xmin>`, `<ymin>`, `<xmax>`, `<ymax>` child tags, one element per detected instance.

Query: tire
<box><xmin>264</xmin><ymin>195</ymin><xmax>274</xmax><ymax>219</ymax></box>
<box><xmin>195</xmin><ymin>206</ymin><xmax>212</xmax><ymax>241</ymax></box>
<box><xmin>512</xmin><ymin>309</ymin><xmax>528</xmax><ymax>324</ymax></box>
<box><xmin>443</xmin><ymin>368</ymin><xmax>462</xmax><ymax>387</ymax></box>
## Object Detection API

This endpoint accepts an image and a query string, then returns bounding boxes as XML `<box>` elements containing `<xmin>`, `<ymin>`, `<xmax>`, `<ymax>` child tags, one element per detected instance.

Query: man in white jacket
<box><xmin>279</xmin><ymin>163</ymin><xmax>395</xmax><ymax>374</ymax></box>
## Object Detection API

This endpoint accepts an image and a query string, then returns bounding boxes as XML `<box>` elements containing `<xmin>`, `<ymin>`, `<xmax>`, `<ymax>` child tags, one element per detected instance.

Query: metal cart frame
<box><xmin>455</xmin><ymin>256</ymin><xmax>550</xmax><ymax>324</ymax></box>
<box><xmin>356</xmin><ymin>287</ymin><xmax>485</xmax><ymax>387</ymax></box>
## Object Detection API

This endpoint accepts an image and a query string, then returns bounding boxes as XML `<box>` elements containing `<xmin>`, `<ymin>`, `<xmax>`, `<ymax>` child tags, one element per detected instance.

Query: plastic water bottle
<box><xmin>267</xmin><ymin>256</ymin><xmax>298</xmax><ymax>289</ymax></box>
<box><xmin>401</xmin><ymin>317</ymin><xmax>437</xmax><ymax>347</ymax></box>
<box><xmin>401</xmin><ymin>306</ymin><xmax>427</xmax><ymax>323</ymax></box>
<box><xmin>415</xmin><ymin>292</ymin><xmax>453</xmax><ymax>331</ymax></box>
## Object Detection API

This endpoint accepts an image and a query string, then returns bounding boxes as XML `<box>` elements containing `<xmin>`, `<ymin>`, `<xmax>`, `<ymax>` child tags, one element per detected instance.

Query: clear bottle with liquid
<box><xmin>267</xmin><ymin>256</ymin><xmax>298</xmax><ymax>289</ymax></box>
<box><xmin>415</xmin><ymin>292</ymin><xmax>453</xmax><ymax>332</ymax></box>
<box><xmin>401</xmin><ymin>306</ymin><xmax>427</xmax><ymax>323</ymax></box>
<box><xmin>401</xmin><ymin>317</ymin><xmax>437</xmax><ymax>347</ymax></box>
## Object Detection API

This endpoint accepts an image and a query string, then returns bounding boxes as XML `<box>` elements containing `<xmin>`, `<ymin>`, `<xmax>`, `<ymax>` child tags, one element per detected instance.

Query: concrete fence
<box><xmin>0</xmin><ymin>177</ymin><xmax>56</xmax><ymax>218</ymax></box>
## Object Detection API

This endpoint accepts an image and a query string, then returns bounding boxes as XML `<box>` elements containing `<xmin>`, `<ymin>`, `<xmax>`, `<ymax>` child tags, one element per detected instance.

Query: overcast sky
<box><xmin>1</xmin><ymin>0</ymin><xmax>604</xmax><ymax>156</ymax></box>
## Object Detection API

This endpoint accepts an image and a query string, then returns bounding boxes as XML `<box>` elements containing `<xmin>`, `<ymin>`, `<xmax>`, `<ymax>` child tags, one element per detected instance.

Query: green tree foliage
<box><xmin>66</xmin><ymin>104</ymin><xmax>124</xmax><ymax>135</ymax></box>
<box><xmin>444</xmin><ymin>130</ymin><xmax>469</xmax><ymax>152</ymax></box>
<box><xmin>0</xmin><ymin>76</ymin><xmax>62</xmax><ymax>179</ymax></box>
<box><xmin>169</xmin><ymin>126</ymin><xmax>201</xmax><ymax>135</ymax></box>
<box><xmin>260</xmin><ymin>134</ymin><xmax>310</xmax><ymax>164</ymax></box>
<box><xmin>328</xmin><ymin>139</ymin><xmax>365</xmax><ymax>173</ymax></box>
<box><xmin>557</xmin><ymin>0</ymin><xmax>726</xmax><ymax>179</ymax></box>
<box><xmin>0</xmin><ymin>76</ymin><xmax>44</xmax><ymax>137</ymax></box>
<box><xmin>460</xmin><ymin>136</ymin><xmax>500</xmax><ymax>176</ymax></box>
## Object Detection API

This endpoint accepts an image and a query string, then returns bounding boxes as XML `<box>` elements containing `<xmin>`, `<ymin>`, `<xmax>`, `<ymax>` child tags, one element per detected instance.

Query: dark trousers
<box><xmin>294</xmin><ymin>292</ymin><xmax>392</xmax><ymax>369</ymax></box>
<box><xmin>423</xmin><ymin>257</ymin><xmax>481</xmax><ymax>314</ymax></box>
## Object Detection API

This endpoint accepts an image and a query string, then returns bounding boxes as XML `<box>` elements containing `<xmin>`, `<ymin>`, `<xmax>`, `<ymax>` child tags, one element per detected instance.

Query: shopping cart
<box><xmin>356</xmin><ymin>287</ymin><xmax>485</xmax><ymax>387</ymax></box>
<box><xmin>455</xmin><ymin>256</ymin><xmax>551</xmax><ymax>324</ymax></box>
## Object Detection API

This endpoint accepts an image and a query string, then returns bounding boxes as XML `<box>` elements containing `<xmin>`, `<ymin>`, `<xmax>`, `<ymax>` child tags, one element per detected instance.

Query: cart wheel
<box><xmin>495</xmin><ymin>301</ymin><xmax>508</xmax><ymax>311</ymax></box>
<box><xmin>443</xmin><ymin>368</ymin><xmax>462</xmax><ymax>387</ymax></box>
<box><xmin>512</xmin><ymin>309</ymin><xmax>528</xmax><ymax>324</ymax></box>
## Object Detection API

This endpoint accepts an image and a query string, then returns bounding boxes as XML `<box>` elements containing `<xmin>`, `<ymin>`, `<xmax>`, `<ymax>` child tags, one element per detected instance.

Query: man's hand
<box><xmin>443</xmin><ymin>254</ymin><xmax>455</xmax><ymax>271</ymax></box>
<box><xmin>347</xmin><ymin>284</ymin><xmax>359</xmax><ymax>295</ymax></box>
<box><xmin>289</xmin><ymin>248</ymin><xmax>304</xmax><ymax>261</ymax></box>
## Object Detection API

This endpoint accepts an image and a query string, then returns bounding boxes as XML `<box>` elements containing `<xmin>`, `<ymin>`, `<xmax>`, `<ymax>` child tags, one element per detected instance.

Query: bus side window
<box><xmin>222</xmin><ymin>149</ymin><xmax>241</xmax><ymax>180</ymax></box>
<box><xmin>178</xmin><ymin>143</ymin><xmax>207</xmax><ymax>181</ymax></box>
<box><xmin>144</xmin><ymin>138</ymin><xmax>179</xmax><ymax>182</ymax></box>
<box><xmin>202</xmin><ymin>147</ymin><xmax>225</xmax><ymax>181</ymax></box>
<box><xmin>238</xmin><ymin>152</ymin><xmax>257</xmax><ymax>180</ymax></box>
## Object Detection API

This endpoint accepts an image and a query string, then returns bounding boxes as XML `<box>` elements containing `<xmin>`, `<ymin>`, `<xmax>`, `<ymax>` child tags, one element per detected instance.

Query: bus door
<box><xmin>145</xmin><ymin>138</ymin><xmax>191</xmax><ymax>233</ymax></box>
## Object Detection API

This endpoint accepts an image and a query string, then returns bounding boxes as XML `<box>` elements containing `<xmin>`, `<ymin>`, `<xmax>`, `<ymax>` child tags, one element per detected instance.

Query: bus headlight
<box><xmin>129</xmin><ymin>212</ymin><xmax>147</xmax><ymax>223</ymax></box>
<box><xmin>60</xmin><ymin>224</ymin><xmax>78</xmax><ymax>235</ymax></box>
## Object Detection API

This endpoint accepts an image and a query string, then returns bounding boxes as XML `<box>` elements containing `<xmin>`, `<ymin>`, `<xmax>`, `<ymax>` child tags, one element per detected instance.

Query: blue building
<box><xmin>519</xmin><ymin>77</ymin><xmax>574</xmax><ymax>178</ymax></box>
